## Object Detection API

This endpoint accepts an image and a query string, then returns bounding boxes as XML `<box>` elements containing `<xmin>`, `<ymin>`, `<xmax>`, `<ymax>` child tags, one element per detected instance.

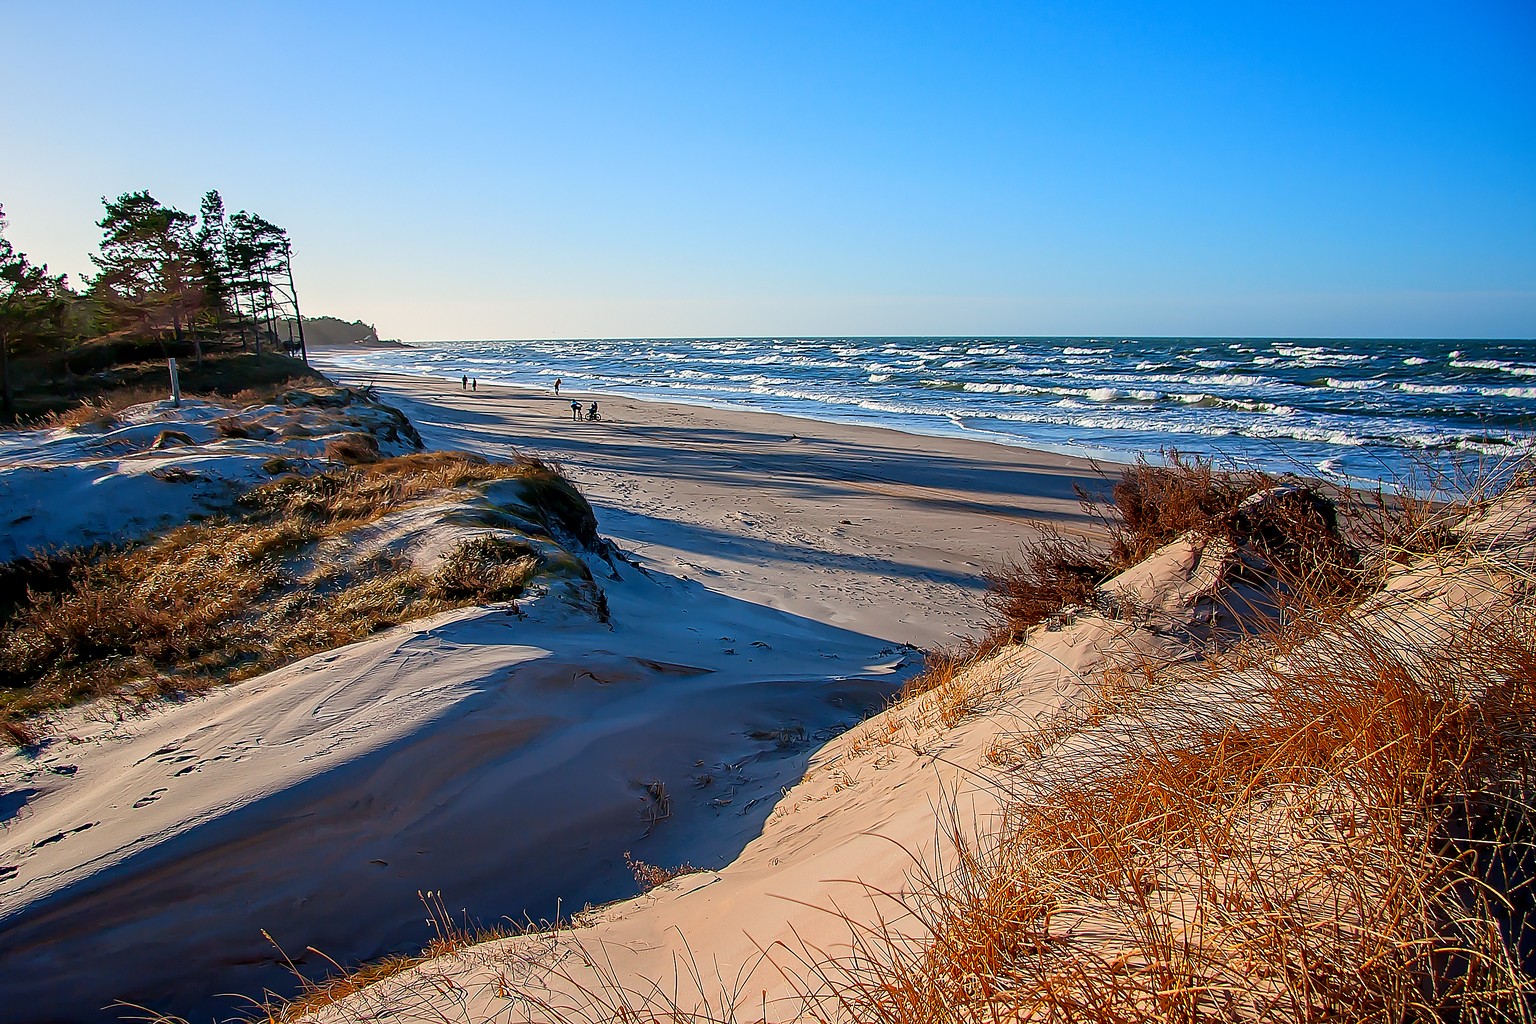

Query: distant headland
<box><xmin>281</xmin><ymin>315</ymin><xmax>407</xmax><ymax>349</ymax></box>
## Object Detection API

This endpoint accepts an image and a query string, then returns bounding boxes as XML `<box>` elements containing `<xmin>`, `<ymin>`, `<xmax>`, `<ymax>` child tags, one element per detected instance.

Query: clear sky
<box><xmin>2</xmin><ymin>1</ymin><xmax>1533</xmax><ymax>340</ymax></box>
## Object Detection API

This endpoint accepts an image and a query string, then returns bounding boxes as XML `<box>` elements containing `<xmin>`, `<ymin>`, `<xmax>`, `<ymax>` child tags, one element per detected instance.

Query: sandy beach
<box><xmin>314</xmin><ymin>357</ymin><xmax>1113</xmax><ymax>649</ymax></box>
<box><xmin>0</xmin><ymin>360</ymin><xmax>1112</xmax><ymax>1021</ymax></box>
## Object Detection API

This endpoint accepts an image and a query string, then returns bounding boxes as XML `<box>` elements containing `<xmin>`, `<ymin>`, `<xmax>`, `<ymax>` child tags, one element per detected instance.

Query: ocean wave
<box><xmin>1398</xmin><ymin>383</ymin><xmax>1466</xmax><ymax>395</ymax></box>
<box><xmin>341</xmin><ymin>335</ymin><xmax>1532</xmax><ymax>486</ymax></box>
<box><xmin>959</xmin><ymin>381</ymin><xmax>1035</xmax><ymax>394</ymax></box>
<box><xmin>1449</xmin><ymin>356</ymin><xmax>1534</xmax><ymax>374</ymax></box>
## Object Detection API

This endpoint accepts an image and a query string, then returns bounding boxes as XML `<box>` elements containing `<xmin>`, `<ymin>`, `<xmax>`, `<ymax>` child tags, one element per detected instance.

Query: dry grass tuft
<box><xmin>213</xmin><ymin>891</ymin><xmax>524</xmax><ymax>1024</ymax></box>
<box><xmin>42</xmin><ymin>390</ymin><xmax>158</xmax><ymax>432</ymax></box>
<box><xmin>986</xmin><ymin>525</ymin><xmax>1117</xmax><ymax>638</ymax></box>
<box><xmin>625</xmin><ymin>851</ymin><xmax>703</xmax><ymax>893</ymax></box>
<box><xmin>323</xmin><ymin>432</ymin><xmax>382</xmax><ymax>466</ymax></box>
<box><xmin>977</xmin><ymin>452</ymin><xmax>1373</xmax><ymax>646</ymax></box>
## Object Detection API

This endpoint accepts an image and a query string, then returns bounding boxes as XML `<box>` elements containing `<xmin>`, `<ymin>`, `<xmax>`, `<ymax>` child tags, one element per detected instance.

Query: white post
<box><xmin>168</xmin><ymin>358</ymin><xmax>181</xmax><ymax>408</ymax></box>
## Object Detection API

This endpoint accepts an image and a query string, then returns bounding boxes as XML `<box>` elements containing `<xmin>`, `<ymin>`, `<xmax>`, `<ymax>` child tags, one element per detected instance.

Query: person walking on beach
<box><xmin>554</xmin><ymin>377</ymin><xmax>562</xmax><ymax>396</ymax></box>
<box><xmin>461</xmin><ymin>375</ymin><xmax>467</xmax><ymax>390</ymax></box>
<box><xmin>570</xmin><ymin>400</ymin><xmax>582</xmax><ymax>421</ymax></box>
<box><xmin>471</xmin><ymin>378</ymin><xmax>478</xmax><ymax>391</ymax></box>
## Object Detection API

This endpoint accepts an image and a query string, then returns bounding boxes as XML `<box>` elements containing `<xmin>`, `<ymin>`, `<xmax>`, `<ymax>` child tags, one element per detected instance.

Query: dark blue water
<box><xmin>325</xmin><ymin>336</ymin><xmax>1535</xmax><ymax>485</ymax></box>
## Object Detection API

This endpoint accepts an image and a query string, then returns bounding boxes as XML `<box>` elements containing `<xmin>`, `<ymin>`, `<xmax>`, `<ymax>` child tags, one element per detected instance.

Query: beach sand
<box><xmin>0</xmin><ymin>359</ymin><xmax>1112</xmax><ymax>1021</ymax></box>
<box><xmin>317</xmin><ymin>359</ymin><xmax>1113</xmax><ymax>648</ymax></box>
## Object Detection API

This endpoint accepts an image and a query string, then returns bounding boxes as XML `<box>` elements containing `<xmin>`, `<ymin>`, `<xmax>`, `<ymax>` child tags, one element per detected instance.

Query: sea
<box><xmin>322</xmin><ymin>336</ymin><xmax>1536</xmax><ymax>487</ymax></box>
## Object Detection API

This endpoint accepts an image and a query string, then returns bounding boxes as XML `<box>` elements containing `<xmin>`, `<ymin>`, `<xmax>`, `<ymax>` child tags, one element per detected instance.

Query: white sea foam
<box><xmin>1451</xmin><ymin>357</ymin><xmax>1516</xmax><ymax>371</ymax></box>
<box><xmin>960</xmin><ymin>382</ymin><xmax>1035</xmax><ymax>395</ymax></box>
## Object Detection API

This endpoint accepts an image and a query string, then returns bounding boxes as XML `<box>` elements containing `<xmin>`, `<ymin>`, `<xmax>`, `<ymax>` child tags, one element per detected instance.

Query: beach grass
<box><xmin>826</xmin><ymin>462</ymin><xmax>1536</xmax><ymax>1023</ymax></box>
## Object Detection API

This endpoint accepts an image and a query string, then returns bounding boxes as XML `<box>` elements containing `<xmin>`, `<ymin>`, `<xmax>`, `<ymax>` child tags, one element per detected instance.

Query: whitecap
<box><xmin>1398</xmin><ymin>383</ymin><xmax>1466</xmax><ymax>395</ymax></box>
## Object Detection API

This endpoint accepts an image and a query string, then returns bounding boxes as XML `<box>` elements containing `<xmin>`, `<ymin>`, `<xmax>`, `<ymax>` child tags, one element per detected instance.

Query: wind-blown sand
<box><xmin>0</xmin><ymin>361</ymin><xmax>1110</xmax><ymax>1021</ymax></box>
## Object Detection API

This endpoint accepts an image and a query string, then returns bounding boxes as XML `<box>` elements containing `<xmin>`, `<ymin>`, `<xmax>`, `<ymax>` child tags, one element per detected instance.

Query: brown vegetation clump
<box><xmin>0</xmin><ymin>452</ymin><xmax>602</xmax><ymax>737</ymax></box>
<box><xmin>985</xmin><ymin>525</ymin><xmax>1116</xmax><ymax>640</ymax></box>
<box><xmin>976</xmin><ymin>451</ymin><xmax>1371</xmax><ymax>643</ymax></box>
<box><xmin>625</xmin><ymin>851</ymin><xmax>702</xmax><ymax>893</ymax></box>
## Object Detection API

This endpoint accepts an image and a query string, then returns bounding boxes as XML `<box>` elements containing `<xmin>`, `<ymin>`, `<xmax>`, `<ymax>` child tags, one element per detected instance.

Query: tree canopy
<box><xmin>0</xmin><ymin>190</ymin><xmax>310</xmax><ymax>422</ymax></box>
<box><xmin>0</xmin><ymin>205</ymin><xmax>69</xmax><ymax>421</ymax></box>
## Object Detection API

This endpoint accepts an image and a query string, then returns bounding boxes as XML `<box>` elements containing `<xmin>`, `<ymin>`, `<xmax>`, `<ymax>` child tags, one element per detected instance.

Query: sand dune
<box><xmin>2</xmin><ymin>366</ymin><xmax>1108</xmax><ymax>1021</ymax></box>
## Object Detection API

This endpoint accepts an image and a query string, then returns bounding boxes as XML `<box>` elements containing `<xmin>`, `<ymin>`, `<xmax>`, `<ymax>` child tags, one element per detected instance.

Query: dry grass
<box><xmin>115</xmin><ymin>891</ymin><xmax>530</xmax><ymax>1024</ymax></box>
<box><xmin>626</xmin><ymin>851</ymin><xmax>703</xmax><ymax>893</ymax></box>
<box><xmin>986</xmin><ymin>525</ymin><xmax>1116</xmax><ymax>639</ymax></box>
<box><xmin>797</xmin><ymin>484</ymin><xmax>1536</xmax><ymax>1023</ymax></box>
<box><xmin>39</xmin><ymin>386</ymin><xmax>169</xmax><ymax>432</ymax></box>
<box><xmin>0</xmin><ymin>452</ymin><xmax>601</xmax><ymax>737</ymax></box>
<box><xmin>961</xmin><ymin>451</ymin><xmax>1381</xmax><ymax>659</ymax></box>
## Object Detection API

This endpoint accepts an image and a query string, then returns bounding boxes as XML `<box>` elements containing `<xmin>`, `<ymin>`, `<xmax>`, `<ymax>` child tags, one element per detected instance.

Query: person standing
<box><xmin>570</xmin><ymin>400</ymin><xmax>582</xmax><ymax>421</ymax></box>
<box><xmin>554</xmin><ymin>378</ymin><xmax>562</xmax><ymax>396</ymax></box>
<box><xmin>461</xmin><ymin>375</ymin><xmax>468</xmax><ymax>390</ymax></box>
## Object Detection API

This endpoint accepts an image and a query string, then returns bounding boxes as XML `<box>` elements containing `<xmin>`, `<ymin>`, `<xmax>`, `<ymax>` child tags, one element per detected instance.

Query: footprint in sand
<box><xmin>32</xmin><ymin>822</ymin><xmax>97</xmax><ymax>848</ymax></box>
<box><xmin>133</xmin><ymin>789</ymin><xmax>168</xmax><ymax>808</ymax></box>
<box><xmin>0</xmin><ymin>865</ymin><xmax>17</xmax><ymax>881</ymax></box>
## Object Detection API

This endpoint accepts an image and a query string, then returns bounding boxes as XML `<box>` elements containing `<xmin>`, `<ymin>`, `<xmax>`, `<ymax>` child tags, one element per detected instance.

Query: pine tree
<box><xmin>91</xmin><ymin>191</ymin><xmax>203</xmax><ymax>356</ymax></box>
<box><xmin>192</xmin><ymin>190</ymin><xmax>234</xmax><ymax>352</ymax></box>
<box><xmin>0</xmin><ymin>205</ymin><xmax>69</xmax><ymax>422</ymax></box>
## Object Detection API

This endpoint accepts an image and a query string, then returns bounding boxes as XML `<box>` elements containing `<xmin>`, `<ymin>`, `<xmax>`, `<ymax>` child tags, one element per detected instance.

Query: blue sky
<box><xmin>2</xmin><ymin>1</ymin><xmax>1532</xmax><ymax>339</ymax></box>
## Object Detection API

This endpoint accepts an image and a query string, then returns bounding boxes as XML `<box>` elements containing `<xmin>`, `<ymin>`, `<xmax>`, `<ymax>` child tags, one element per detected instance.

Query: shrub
<box><xmin>324</xmin><ymin>432</ymin><xmax>382</xmax><ymax>466</ymax></box>
<box><xmin>986</xmin><ymin>525</ymin><xmax>1116</xmax><ymax>636</ymax></box>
